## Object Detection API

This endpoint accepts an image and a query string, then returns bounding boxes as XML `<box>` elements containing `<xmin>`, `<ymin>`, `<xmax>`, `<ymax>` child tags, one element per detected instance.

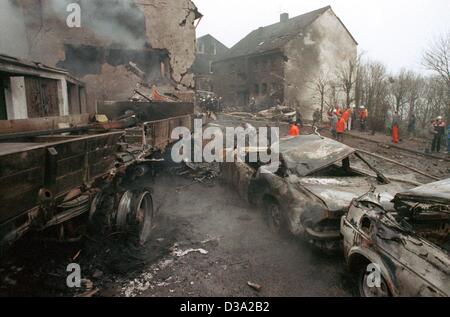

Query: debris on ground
<box><xmin>247</xmin><ymin>281</ymin><xmax>262</xmax><ymax>292</ymax></box>
<box><xmin>183</xmin><ymin>161</ymin><xmax>221</xmax><ymax>180</ymax></box>
<box><xmin>172</xmin><ymin>248</ymin><xmax>209</xmax><ymax>257</ymax></box>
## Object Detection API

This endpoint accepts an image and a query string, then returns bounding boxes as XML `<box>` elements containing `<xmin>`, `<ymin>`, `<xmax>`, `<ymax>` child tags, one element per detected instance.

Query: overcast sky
<box><xmin>194</xmin><ymin>0</ymin><xmax>450</xmax><ymax>74</ymax></box>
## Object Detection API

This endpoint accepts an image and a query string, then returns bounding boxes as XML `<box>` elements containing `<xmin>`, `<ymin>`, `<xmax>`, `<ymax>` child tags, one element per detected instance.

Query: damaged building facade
<box><xmin>213</xmin><ymin>6</ymin><xmax>358</xmax><ymax>119</ymax></box>
<box><xmin>191</xmin><ymin>34</ymin><xmax>229</xmax><ymax>92</ymax></box>
<box><xmin>0</xmin><ymin>0</ymin><xmax>202</xmax><ymax>113</ymax></box>
<box><xmin>0</xmin><ymin>55</ymin><xmax>87</xmax><ymax>122</ymax></box>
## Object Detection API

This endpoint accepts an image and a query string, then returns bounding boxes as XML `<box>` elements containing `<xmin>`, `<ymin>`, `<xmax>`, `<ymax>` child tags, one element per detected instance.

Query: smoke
<box><xmin>0</xmin><ymin>1</ymin><xmax>30</xmax><ymax>59</ymax></box>
<box><xmin>48</xmin><ymin>0</ymin><xmax>149</xmax><ymax>49</ymax></box>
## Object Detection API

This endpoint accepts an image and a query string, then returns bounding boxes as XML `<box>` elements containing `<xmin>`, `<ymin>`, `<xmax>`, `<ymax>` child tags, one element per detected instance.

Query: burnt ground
<box><xmin>0</xmin><ymin>168</ymin><xmax>355</xmax><ymax>297</ymax></box>
<box><xmin>0</xmin><ymin>117</ymin><xmax>448</xmax><ymax>297</ymax></box>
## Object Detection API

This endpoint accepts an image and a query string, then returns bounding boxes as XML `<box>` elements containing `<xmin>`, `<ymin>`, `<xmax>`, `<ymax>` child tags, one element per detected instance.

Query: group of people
<box><xmin>284</xmin><ymin>102</ymin><xmax>449</xmax><ymax>155</ymax></box>
<box><xmin>328</xmin><ymin>106</ymin><xmax>354</xmax><ymax>142</ymax></box>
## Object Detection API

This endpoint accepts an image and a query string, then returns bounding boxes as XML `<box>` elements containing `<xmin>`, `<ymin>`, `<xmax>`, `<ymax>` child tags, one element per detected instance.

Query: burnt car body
<box><xmin>341</xmin><ymin>179</ymin><xmax>450</xmax><ymax>297</ymax></box>
<box><xmin>222</xmin><ymin>135</ymin><xmax>417</xmax><ymax>249</ymax></box>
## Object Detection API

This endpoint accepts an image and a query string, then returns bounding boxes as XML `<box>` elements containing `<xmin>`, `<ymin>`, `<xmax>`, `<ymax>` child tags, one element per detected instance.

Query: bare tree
<box><xmin>308</xmin><ymin>71</ymin><xmax>329</xmax><ymax>122</ymax></box>
<box><xmin>423</xmin><ymin>32</ymin><xmax>450</xmax><ymax>90</ymax></box>
<box><xmin>390</xmin><ymin>69</ymin><xmax>410</xmax><ymax>113</ymax></box>
<box><xmin>423</xmin><ymin>32</ymin><xmax>450</xmax><ymax>121</ymax></box>
<box><xmin>357</xmin><ymin>59</ymin><xmax>389</xmax><ymax>133</ymax></box>
<box><xmin>336</xmin><ymin>55</ymin><xmax>360</xmax><ymax>107</ymax></box>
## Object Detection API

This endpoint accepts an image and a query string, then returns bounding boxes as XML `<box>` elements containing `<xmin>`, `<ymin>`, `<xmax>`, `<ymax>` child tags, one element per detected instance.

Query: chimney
<box><xmin>280</xmin><ymin>13</ymin><xmax>289</xmax><ymax>23</ymax></box>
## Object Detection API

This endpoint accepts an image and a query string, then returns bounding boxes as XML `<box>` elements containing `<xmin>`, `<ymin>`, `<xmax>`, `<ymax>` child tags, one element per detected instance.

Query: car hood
<box><xmin>395</xmin><ymin>178</ymin><xmax>450</xmax><ymax>205</ymax></box>
<box><xmin>279</xmin><ymin>135</ymin><xmax>356</xmax><ymax>177</ymax></box>
<box><xmin>292</xmin><ymin>176</ymin><xmax>410</xmax><ymax>212</ymax></box>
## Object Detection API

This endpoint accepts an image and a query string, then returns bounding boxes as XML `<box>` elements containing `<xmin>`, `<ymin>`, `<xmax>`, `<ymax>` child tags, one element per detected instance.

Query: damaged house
<box><xmin>191</xmin><ymin>34</ymin><xmax>229</xmax><ymax>92</ymax></box>
<box><xmin>213</xmin><ymin>6</ymin><xmax>358</xmax><ymax>119</ymax></box>
<box><xmin>0</xmin><ymin>0</ymin><xmax>202</xmax><ymax>112</ymax></box>
<box><xmin>0</xmin><ymin>54</ymin><xmax>87</xmax><ymax>126</ymax></box>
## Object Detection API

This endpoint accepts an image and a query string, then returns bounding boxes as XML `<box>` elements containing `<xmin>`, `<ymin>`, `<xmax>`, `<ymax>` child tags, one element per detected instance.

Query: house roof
<box><xmin>223</xmin><ymin>6</ymin><xmax>356</xmax><ymax>60</ymax></box>
<box><xmin>0</xmin><ymin>54</ymin><xmax>84</xmax><ymax>85</ymax></box>
<box><xmin>197</xmin><ymin>34</ymin><xmax>230</xmax><ymax>50</ymax></box>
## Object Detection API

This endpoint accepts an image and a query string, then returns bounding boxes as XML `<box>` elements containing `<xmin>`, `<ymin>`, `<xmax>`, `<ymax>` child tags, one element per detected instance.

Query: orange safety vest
<box><xmin>342</xmin><ymin>110</ymin><xmax>351</xmax><ymax>122</ymax></box>
<box><xmin>289</xmin><ymin>125</ymin><xmax>300</xmax><ymax>136</ymax></box>
<box><xmin>336</xmin><ymin>118</ymin><xmax>346</xmax><ymax>133</ymax></box>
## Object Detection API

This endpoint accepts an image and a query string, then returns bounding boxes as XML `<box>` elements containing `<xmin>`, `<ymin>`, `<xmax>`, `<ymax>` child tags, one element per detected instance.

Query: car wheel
<box><xmin>264</xmin><ymin>199</ymin><xmax>286</xmax><ymax>234</ymax></box>
<box><xmin>358</xmin><ymin>265</ymin><xmax>391</xmax><ymax>297</ymax></box>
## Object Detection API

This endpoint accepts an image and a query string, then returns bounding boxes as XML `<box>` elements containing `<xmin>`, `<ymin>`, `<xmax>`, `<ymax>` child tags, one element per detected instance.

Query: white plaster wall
<box><xmin>9</xmin><ymin>77</ymin><xmax>28</xmax><ymax>120</ymax></box>
<box><xmin>283</xmin><ymin>9</ymin><xmax>357</xmax><ymax>120</ymax></box>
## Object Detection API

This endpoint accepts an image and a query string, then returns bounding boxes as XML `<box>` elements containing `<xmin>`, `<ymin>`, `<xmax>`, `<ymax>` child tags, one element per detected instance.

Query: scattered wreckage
<box><xmin>341</xmin><ymin>179</ymin><xmax>450</xmax><ymax>297</ymax></box>
<box><xmin>226</xmin><ymin>106</ymin><xmax>296</xmax><ymax>123</ymax></box>
<box><xmin>222</xmin><ymin>134</ymin><xmax>418</xmax><ymax>249</ymax></box>
<box><xmin>0</xmin><ymin>101</ymin><xmax>194</xmax><ymax>256</ymax></box>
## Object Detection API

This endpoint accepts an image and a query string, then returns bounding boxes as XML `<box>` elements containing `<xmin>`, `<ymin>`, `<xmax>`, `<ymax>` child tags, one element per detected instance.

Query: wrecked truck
<box><xmin>341</xmin><ymin>179</ymin><xmax>450</xmax><ymax>297</ymax></box>
<box><xmin>0</xmin><ymin>100</ymin><xmax>194</xmax><ymax>256</ymax></box>
<box><xmin>0</xmin><ymin>128</ymin><xmax>155</xmax><ymax>256</ymax></box>
<box><xmin>222</xmin><ymin>135</ymin><xmax>418</xmax><ymax>249</ymax></box>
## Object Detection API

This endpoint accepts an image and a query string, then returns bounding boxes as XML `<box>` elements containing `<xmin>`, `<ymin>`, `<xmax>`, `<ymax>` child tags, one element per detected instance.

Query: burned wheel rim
<box><xmin>359</xmin><ymin>269</ymin><xmax>390</xmax><ymax>297</ymax></box>
<box><xmin>135</xmin><ymin>191</ymin><xmax>154</xmax><ymax>245</ymax></box>
<box><xmin>116</xmin><ymin>190</ymin><xmax>154</xmax><ymax>245</ymax></box>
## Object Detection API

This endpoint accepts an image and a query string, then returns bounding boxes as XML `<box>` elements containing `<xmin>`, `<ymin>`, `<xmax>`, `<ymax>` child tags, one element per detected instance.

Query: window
<box><xmin>213</xmin><ymin>42</ymin><xmax>217</xmax><ymax>56</ymax></box>
<box><xmin>209</xmin><ymin>61</ymin><xmax>214</xmax><ymax>74</ymax></box>
<box><xmin>197</xmin><ymin>41</ymin><xmax>205</xmax><ymax>54</ymax></box>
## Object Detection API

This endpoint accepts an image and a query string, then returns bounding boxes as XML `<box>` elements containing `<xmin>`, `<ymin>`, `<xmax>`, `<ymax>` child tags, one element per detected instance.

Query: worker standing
<box><xmin>295</xmin><ymin>109</ymin><xmax>304</xmax><ymax>127</ymax></box>
<box><xmin>428</xmin><ymin>119</ymin><xmax>437</xmax><ymax>153</ymax></box>
<box><xmin>359</xmin><ymin>107</ymin><xmax>368</xmax><ymax>131</ymax></box>
<box><xmin>336</xmin><ymin>115</ymin><xmax>346</xmax><ymax>142</ymax></box>
<box><xmin>385</xmin><ymin>108</ymin><xmax>393</xmax><ymax>136</ymax></box>
<box><xmin>249</xmin><ymin>97</ymin><xmax>256</xmax><ymax>113</ymax></box>
<box><xmin>408</xmin><ymin>114</ymin><xmax>417</xmax><ymax>139</ymax></box>
<box><xmin>392</xmin><ymin>111</ymin><xmax>400</xmax><ymax>144</ymax></box>
<box><xmin>432</xmin><ymin>116</ymin><xmax>445</xmax><ymax>152</ymax></box>
<box><xmin>289</xmin><ymin>121</ymin><xmax>300</xmax><ymax>137</ymax></box>
<box><xmin>342</xmin><ymin>107</ymin><xmax>352</xmax><ymax>126</ymax></box>
<box><xmin>330</xmin><ymin>110</ymin><xmax>338</xmax><ymax>139</ymax></box>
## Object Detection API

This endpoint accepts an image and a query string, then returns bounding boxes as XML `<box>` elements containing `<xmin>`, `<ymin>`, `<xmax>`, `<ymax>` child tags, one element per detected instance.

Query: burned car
<box><xmin>341</xmin><ymin>179</ymin><xmax>450</xmax><ymax>297</ymax></box>
<box><xmin>222</xmin><ymin>135</ymin><xmax>417</xmax><ymax>249</ymax></box>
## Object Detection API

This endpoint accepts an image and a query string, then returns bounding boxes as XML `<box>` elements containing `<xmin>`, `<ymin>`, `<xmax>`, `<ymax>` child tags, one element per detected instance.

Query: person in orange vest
<box><xmin>342</xmin><ymin>107</ymin><xmax>352</xmax><ymax>124</ymax></box>
<box><xmin>289</xmin><ymin>121</ymin><xmax>300</xmax><ymax>136</ymax></box>
<box><xmin>392</xmin><ymin>111</ymin><xmax>400</xmax><ymax>144</ymax></box>
<box><xmin>336</xmin><ymin>115</ymin><xmax>346</xmax><ymax>142</ymax></box>
<box><xmin>359</xmin><ymin>107</ymin><xmax>368</xmax><ymax>131</ymax></box>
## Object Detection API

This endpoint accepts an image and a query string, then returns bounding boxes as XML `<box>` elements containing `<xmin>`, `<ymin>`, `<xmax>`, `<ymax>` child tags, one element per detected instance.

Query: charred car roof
<box><xmin>279</xmin><ymin>135</ymin><xmax>356</xmax><ymax>176</ymax></box>
<box><xmin>394</xmin><ymin>178</ymin><xmax>450</xmax><ymax>205</ymax></box>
